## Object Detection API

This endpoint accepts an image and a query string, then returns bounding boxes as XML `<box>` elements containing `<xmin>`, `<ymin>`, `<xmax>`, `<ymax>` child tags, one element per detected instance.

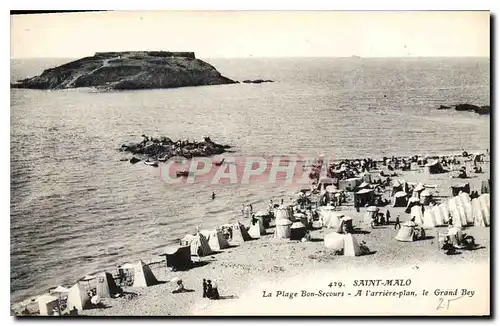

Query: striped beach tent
<box><xmin>471</xmin><ymin>198</ymin><xmax>489</xmax><ymax>227</ymax></box>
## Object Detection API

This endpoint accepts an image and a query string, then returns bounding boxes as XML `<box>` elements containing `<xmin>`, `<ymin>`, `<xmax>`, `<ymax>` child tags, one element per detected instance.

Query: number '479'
<box><xmin>328</xmin><ymin>282</ymin><xmax>343</xmax><ymax>288</ymax></box>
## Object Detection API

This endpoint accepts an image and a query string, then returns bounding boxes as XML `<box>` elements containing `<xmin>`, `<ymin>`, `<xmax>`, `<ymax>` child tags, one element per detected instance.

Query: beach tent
<box><xmin>410</xmin><ymin>205</ymin><xmax>424</xmax><ymax>225</ymax></box>
<box><xmin>393</xmin><ymin>191</ymin><xmax>408</xmax><ymax>207</ymax></box>
<box><xmin>358</xmin><ymin>181</ymin><xmax>371</xmax><ymax>189</ymax></box>
<box><xmin>439</xmin><ymin>203</ymin><xmax>451</xmax><ymax>224</ymax></box>
<box><xmin>318</xmin><ymin>177</ymin><xmax>335</xmax><ymax>191</ymax></box>
<box><xmin>324</xmin><ymin>233</ymin><xmax>362</xmax><ymax>256</ymax></box>
<box><xmin>290</xmin><ymin>222</ymin><xmax>307</xmax><ymax>240</ymax></box>
<box><xmin>274</xmin><ymin>206</ymin><xmax>293</xmax><ymax>221</ymax></box>
<box><xmin>67</xmin><ymin>282</ymin><xmax>90</xmax><ymax>311</ymax></box>
<box><xmin>318</xmin><ymin>205</ymin><xmax>336</xmax><ymax>226</ymax></box>
<box><xmin>424</xmin><ymin>160</ymin><xmax>444</xmax><ymax>174</ymax></box>
<box><xmin>451</xmin><ymin>183</ymin><xmax>470</xmax><ymax>196</ymax></box>
<box><xmin>355</xmin><ymin>188</ymin><xmax>374</xmax><ymax>207</ymax></box>
<box><xmin>481</xmin><ymin>179</ymin><xmax>490</xmax><ymax>194</ymax></box>
<box><xmin>479</xmin><ymin>194</ymin><xmax>490</xmax><ymax>225</ymax></box>
<box><xmin>420</xmin><ymin>190</ymin><xmax>432</xmax><ymax>206</ymax></box>
<box><xmin>471</xmin><ymin>198</ymin><xmax>489</xmax><ymax>227</ymax></box>
<box><xmin>343</xmin><ymin>234</ymin><xmax>362</xmax><ymax>257</ymax></box>
<box><xmin>432</xmin><ymin>205</ymin><xmax>446</xmax><ymax>226</ymax></box>
<box><xmin>37</xmin><ymin>295</ymin><xmax>59</xmax><ymax>316</ymax></box>
<box><xmin>422</xmin><ymin>210</ymin><xmax>436</xmax><ymax>229</ymax></box>
<box><xmin>341</xmin><ymin>216</ymin><xmax>354</xmax><ymax>232</ymax></box>
<box><xmin>324</xmin><ymin>212</ymin><xmax>344</xmax><ymax>232</ymax></box>
<box><xmin>414</xmin><ymin>183</ymin><xmax>425</xmax><ymax>193</ymax></box>
<box><xmin>274</xmin><ymin>218</ymin><xmax>292</xmax><ymax>239</ymax></box>
<box><xmin>224</xmin><ymin>222</ymin><xmax>253</xmax><ymax>245</ymax></box>
<box><xmin>131</xmin><ymin>260</ymin><xmax>158</xmax><ymax>287</ymax></box>
<box><xmin>395</xmin><ymin>221</ymin><xmax>417</xmax><ymax>242</ymax></box>
<box><xmin>360</xmin><ymin>172</ymin><xmax>372</xmax><ymax>183</ymax></box>
<box><xmin>248</xmin><ymin>218</ymin><xmax>265</xmax><ymax>239</ymax></box>
<box><xmin>338</xmin><ymin>177</ymin><xmax>361</xmax><ymax>191</ymax></box>
<box><xmin>364</xmin><ymin>206</ymin><xmax>378</xmax><ymax>224</ymax></box>
<box><xmin>96</xmin><ymin>272</ymin><xmax>121</xmax><ymax>298</ymax></box>
<box><xmin>392</xmin><ymin>180</ymin><xmax>402</xmax><ymax>196</ymax></box>
<box><xmin>325</xmin><ymin>185</ymin><xmax>340</xmax><ymax>193</ymax></box>
<box><xmin>450</xmin><ymin>208</ymin><xmax>464</xmax><ymax>228</ymax></box>
<box><xmin>181</xmin><ymin>233</ymin><xmax>213</xmax><ymax>256</ymax></box>
<box><xmin>324</xmin><ymin>232</ymin><xmax>345</xmax><ymax>251</ymax></box>
<box><xmin>405</xmin><ymin>197</ymin><xmax>421</xmax><ymax>213</ymax></box>
<box><xmin>201</xmin><ymin>229</ymin><xmax>230</xmax><ymax>251</ymax></box>
<box><xmin>457</xmin><ymin>193</ymin><xmax>473</xmax><ymax>225</ymax></box>
<box><xmin>479</xmin><ymin>193</ymin><xmax>490</xmax><ymax>212</ymax></box>
<box><xmin>162</xmin><ymin>245</ymin><xmax>192</xmax><ymax>271</ymax></box>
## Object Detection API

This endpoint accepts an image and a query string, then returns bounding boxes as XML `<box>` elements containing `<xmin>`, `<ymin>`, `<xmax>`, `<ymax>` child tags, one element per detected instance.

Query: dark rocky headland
<box><xmin>121</xmin><ymin>135</ymin><xmax>230</xmax><ymax>164</ymax></box>
<box><xmin>437</xmin><ymin>103</ymin><xmax>490</xmax><ymax>115</ymax></box>
<box><xmin>11</xmin><ymin>51</ymin><xmax>238</xmax><ymax>90</ymax></box>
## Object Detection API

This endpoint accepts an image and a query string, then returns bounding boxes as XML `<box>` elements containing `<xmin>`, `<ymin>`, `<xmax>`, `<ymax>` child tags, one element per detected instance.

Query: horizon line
<box><xmin>10</xmin><ymin>55</ymin><xmax>491</xmax><ymax>60</ymax></box>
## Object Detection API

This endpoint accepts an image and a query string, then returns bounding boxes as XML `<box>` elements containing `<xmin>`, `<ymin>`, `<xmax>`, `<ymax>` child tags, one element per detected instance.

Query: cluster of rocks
<box><xmin>242</xmin><ymin>79</ymin><xmax>274</xmax><ymax>84</ymax></box>
<box><xmin>437</xmin><ymin>104</ymin><xmax>490</xmax><ymax>115</ymax></box>
<box><xmin>121</xmin><ymin>135</ymin><xmax>230</xmax><ymax>164</ymax></box>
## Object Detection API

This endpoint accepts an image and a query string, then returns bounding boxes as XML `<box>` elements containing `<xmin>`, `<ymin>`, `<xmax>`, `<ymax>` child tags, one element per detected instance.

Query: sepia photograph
<box><xmin>9</xmin><ymin>10</ymin><xmax>490</xmax><ymax>316</ymax></box>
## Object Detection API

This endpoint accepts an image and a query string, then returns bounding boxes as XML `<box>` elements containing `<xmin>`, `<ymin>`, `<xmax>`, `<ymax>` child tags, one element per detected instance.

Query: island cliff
<box><xmin>11</xmin><ymin>51</ymin><xmax>238</xmax><ymax>90</ymax></box>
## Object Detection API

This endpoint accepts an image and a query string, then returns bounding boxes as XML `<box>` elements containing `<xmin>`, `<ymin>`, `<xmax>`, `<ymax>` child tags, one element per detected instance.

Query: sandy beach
<box><xmin>67</xmin><ymin>158</ymin><xmax>490</xmax><ymax>317</ymax></box>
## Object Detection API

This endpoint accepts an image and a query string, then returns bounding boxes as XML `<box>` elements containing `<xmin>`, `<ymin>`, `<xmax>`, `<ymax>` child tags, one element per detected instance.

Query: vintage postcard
<box><xmin>10</xmin><ymin>10</ymin><xmax>490</xmax><ymax>316</ymax></box>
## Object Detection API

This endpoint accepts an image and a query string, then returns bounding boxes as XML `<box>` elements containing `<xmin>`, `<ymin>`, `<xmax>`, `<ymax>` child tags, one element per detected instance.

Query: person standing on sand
<box><xmin>394</xmin><ymin>216</ymin><xmax>401</xmax><ymax>230</ymax></box>
<box><xmin>202</xmin><ymin>279</ymin><xmax>207</xmax><ymax>298</ymax></box>
<box><xmin>386</xmin><ymin>210</ymin><xmax>391</xmax><ymax>225</ymax></box>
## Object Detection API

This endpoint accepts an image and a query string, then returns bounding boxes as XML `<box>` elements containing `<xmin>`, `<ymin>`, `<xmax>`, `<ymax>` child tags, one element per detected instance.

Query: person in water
<box><xmin>211</xmin><ymin>192</ymin><xmax>216</xmax><ymax>200</ymax></box>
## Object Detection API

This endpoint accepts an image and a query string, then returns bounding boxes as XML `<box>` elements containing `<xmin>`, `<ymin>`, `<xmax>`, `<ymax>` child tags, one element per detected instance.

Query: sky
<box><xmin>10</xmin><ymin>11</ymin><xmax>490</xmax><ymax>59</ymax></box>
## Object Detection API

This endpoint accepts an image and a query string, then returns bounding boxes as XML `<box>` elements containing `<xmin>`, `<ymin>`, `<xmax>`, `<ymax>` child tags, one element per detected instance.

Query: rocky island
<box><xmin>11</xmin><ymin>51</ymin><xmax>238</xmax><ymax>90</ymax></box>
<box><xmin>121</xmin><ymin>135</ymin><xmax>230</xmax><ymax>165</ymax></box>
<box><xmin>436</xmin><ymin>103</ymin><xmax>490</xmax><ymax>115</ymax></box>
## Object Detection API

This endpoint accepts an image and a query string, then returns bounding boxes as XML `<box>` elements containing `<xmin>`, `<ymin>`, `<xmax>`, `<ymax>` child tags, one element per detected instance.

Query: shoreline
<box><xmin>10</xmin><ymin>151</ymin><xmax>490</xmax><ymax>315</ymax></box>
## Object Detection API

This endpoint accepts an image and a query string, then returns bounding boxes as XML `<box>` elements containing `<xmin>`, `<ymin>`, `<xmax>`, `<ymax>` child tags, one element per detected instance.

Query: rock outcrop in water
<box><xmin>11</xmin><ymin>51</ymin><xmax>238</xmax><ymax>90</ymax></box>
<box><xmin>436</xmin><ymin>103</ymin><xmax>490</xmax><ymax>115</ymax></box>
<box><xmin>121</xmin><ymin>135</ymin><xmax>230</xmax><ymax>163</ymax></box>
<box><xmin>242</xmin><ymin>79</ymin><xmax>274</xmax><ymax>84</ymax></box>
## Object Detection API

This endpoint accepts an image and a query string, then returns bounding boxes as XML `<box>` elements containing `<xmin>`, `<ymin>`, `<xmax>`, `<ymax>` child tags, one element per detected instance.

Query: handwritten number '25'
<box><xmin>437</xmin><ymin>296</ymin><xmax>465</xmax><ymax>311</ymax></box>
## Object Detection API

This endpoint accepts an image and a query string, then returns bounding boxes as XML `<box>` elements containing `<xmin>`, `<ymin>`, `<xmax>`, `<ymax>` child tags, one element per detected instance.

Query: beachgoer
<box><xmin>203</xmin><ymin>279</ymin><xmax>207</xmax><ymax>298</ymax></box>
<box><xmin>394</xmin><ymin>216</ymin><xmax>401</xmax><ymax>230</ymax></box>
<box><xmin>172</xmin><ymin>279</ymin><xmax>186</xmax><ymax>294</ymax></box>
<box><xmin>211</xmin><ymin>280</ymin><xmax>220</xmax><ymax>300</ymax></box>
<box><xmin>212</xmin><ymin>192</ymin><xmax>216</xmax><ymax>200</ymax></box>
<box><xmin>206</xmin><ymin>280</ymin><xmax>213</xmax><ymax>299</ymax></box>
<box><xmin>281</xmin><ymin>199</ymin><xmax>284</xmax><ymax>205</ymax></box>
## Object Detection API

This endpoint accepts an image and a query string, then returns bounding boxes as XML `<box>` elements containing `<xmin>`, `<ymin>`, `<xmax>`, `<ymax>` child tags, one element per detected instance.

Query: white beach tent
<box><xmin>181</xmin><ymin>232</ymin><xmax>213</xmax><ymax>256</ymax></box>
<box><xmin>67</xmin><ymin>282</ymin><xmax>90</xmax><ymax>311</ymax></box>
<box><xmin>200</xmin><ymin>229</ymin><xmax>230</xmax><ymax>251</ymax></box>
<box><xmin>37</xmin><ymin>295</ymin><xmax>59</xmax><ymax>316</ymax></box>
<box><xmin>395</xmin><ymin>221</ymin><xmax>417</xmax><ymax>242</ymax></box>
<box><xmin>431</xmin><ymin>205</ymin><xmax>446</xmax><ymax>226</ymax></box>
<box><xmin>439</xmin><ymin>203</ymin><xmax>450</xmax><ymax>224</ymax></box>
<box><xmin>324</xmin><ymin>231</ymin><xmax>345</xmax><ymax>251</ymax></box>
<box><xmin>274</xmin><ymin>218</ymin><xmax>292</xmax><ymax>239</ymax></box>
<box><xmin>324</xmin><ymin>232</ymin><xmax>362</xmax><ymax>256</ymax></box>
<box><xmin>324</xmin><ymin>212</ymin><xmax>344</xmax><ymax>232</ymax></box>
<box><xmin>343</xmin><ymin>234</ymin><xmax>362</xmax><ymax>257</ymax></box>
<box><xmin>247</xmin><ymin>218</ymin><xmax>266</xmax><ymax>239</ymax></box>
<box><xmin>274</xmin><ymin>206</ymin><xmax>293</xmax><ymax>221</ymax></box>
<box><xmin>410</xmin><ymin>205</ymin><xmax>424</xmax><ymax>225</ymax></box>
<box><xmin>131</xmin><ymin>260</ymin><xmax>158</xmax><ymax>288</ymax></box>
<box><xmin>479</xmin><ymin>194</ymin><xmax>490</xmax><ymax>215</ymax></box>
<box><xmin>450</xmin><ymin>208</ymin><xmax>464</xmax><ymax>228</ymax></box>
<box><xmin>422</xmin><ymin>209</ymin><xmax>436</xmax><ymax>229</ymax></box>
<box><xmin>318</xmin><ymin>205</ymin><xmax>336</xmax><ymax>227</ymax></box>
<box><xmin>471</xmin><ymin>198</ymin><xmax>489</xmax><ymax>227</ymax></box>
